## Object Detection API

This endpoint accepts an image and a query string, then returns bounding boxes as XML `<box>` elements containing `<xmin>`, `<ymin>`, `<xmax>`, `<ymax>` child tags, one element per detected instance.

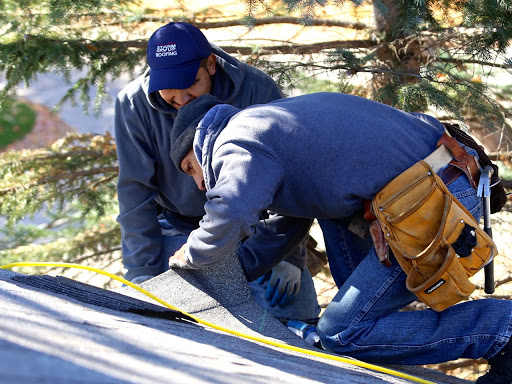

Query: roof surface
<box><xmin>0</xmin><ymin>254</ymin><xmax>471</xmax><ymax>383</ymax></box>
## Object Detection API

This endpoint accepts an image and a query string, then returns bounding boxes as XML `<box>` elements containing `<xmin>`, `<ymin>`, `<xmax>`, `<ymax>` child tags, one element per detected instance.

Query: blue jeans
<box><xmin>159</xmin><ymin>216</ymin><xmax>320</xmax><ymax>321</ymax></box>
<box><xmin>318</xmin><ymin>217</ymin><xmax>372</xmax><ymax>288</ymax></box>
<box><xmin>317</xmin><ymin>173</ymin><xmax>512</xmax><ymax>364</ymax></box>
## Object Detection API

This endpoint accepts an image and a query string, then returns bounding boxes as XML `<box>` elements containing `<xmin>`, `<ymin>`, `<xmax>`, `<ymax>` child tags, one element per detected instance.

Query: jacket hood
<box><xmin>208</xmin><ymin>44</ymin><xmax>244</xmax><ymax>104</ymax></box>
<box><xmin>193</xmin><ymin>104</ymin><xmax>241</xmax><ymax>190</ymax></box>
<box><xmin>144</xmin><ymin>44</ymin><xmax>245</xmax><ymax>113</ymax></box>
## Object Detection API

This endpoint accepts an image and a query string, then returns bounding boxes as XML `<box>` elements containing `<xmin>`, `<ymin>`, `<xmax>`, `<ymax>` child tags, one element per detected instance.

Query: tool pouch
<box><xmin>372</xmin><ymin>160</ymin><xmax>496</xmax><ymax>311</ymax></box>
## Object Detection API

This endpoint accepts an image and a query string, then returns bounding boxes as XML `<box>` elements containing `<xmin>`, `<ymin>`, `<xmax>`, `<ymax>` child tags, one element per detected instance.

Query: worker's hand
<box><xmin>256</xmin><ymin>261</ymin><xmax>301</xmax><ymax>307</ymax></box>
<box><xmin>168</xmin><ymin>244</ymin><xmax>193</xmax><ymax>269</ymax></box>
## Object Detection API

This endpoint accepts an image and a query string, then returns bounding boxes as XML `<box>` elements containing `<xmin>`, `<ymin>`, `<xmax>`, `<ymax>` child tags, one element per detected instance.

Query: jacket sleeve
<box><xmin>184</xmin><ymin>145</ymin><xmax>285</xmax><ymax>270</ymax></box>
<box><xmin>230</xmin><ymin>63</ymin><xmax>312</xmax><ymax>279</ymax></box>
<box><xmin>114</xmin><ymin>92</ymin><xmax>163</xmax><ymax>281</ymax></box>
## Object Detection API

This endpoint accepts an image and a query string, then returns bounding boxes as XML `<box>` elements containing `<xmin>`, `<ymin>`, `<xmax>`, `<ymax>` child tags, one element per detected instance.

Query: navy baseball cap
<box><xmin>147</xmin><ymin>22</ymin><xmax>212</xmax><ymax>93</ymax></box>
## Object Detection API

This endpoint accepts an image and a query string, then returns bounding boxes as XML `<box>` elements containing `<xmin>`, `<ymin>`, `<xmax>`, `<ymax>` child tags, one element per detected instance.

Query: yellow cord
<box><xmin>1</xmin><ymin>262</ymin><xmax>435</xmax><ymax>384</ymax></box>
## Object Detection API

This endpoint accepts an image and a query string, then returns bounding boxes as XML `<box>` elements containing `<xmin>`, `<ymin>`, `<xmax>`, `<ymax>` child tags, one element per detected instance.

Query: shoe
<box><xmin>476</xmin><ymin>337</ymin><xmax>512</xmax><ymax>384</ymax></box>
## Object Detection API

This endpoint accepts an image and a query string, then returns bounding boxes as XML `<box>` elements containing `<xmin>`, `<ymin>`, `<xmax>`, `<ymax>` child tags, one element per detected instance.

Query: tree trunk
<box><xmin>373</xmin><ymin>0</ymin><xmax>401</xmax><ymax>34</ymax></box>
<box><xmin>372</xmin><ymin>0</ymin><xmax>424</xmax><ymax>104</ymax></box>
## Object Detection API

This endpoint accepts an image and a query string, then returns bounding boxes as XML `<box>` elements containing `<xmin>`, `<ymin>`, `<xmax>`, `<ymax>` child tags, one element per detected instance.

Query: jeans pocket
<box><xmin>449</xmin><ymin>174</ymin><xmax>482</xmax><ymax>220</ymax></box>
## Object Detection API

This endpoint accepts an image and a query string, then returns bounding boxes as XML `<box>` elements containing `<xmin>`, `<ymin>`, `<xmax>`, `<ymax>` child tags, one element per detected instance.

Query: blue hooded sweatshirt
<box><xmin>182</xmin><ymin>92</ymin><xmax>446</xmax><ymax>269</ymax></box>
<box><xmin>115</xmin><ymin>45</ymin><xmax>303</xmax><ymax>281</ymax></box>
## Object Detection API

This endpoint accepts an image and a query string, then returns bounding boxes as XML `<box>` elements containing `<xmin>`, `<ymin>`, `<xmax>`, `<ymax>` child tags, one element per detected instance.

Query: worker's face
<box><xmin>159</xmin><ymin>54</ymin><xmax>216</xmax><ymax>109</ymax></box>
<box><xmin>181</xmin><ymin>149</ymin><xmax>205</xmax><ymax>191</ymax></box>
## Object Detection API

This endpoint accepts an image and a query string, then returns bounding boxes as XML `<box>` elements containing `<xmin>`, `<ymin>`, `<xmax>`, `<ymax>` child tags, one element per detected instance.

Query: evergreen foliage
<box><xmin>1</xmin><ymin>133</ymin><xmax>117</xmax><ymax>224</ymax></box>
<box><xmin>0</xmin><ymin>0</ymin><xmax>511</xmax><ymax>286</ymax></box>
<box><xmin>0</xmin><ymin>133</ymin><xmax>119</xmax><ymax>278</ymax></box>
<box><xmin>0</xmin><ymin>0</ymin><xmax>143</xmax><ymax>114</ymax></box>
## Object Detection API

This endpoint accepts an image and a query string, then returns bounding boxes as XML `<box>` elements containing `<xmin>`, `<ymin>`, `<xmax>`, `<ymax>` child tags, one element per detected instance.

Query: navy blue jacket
<box><xmin>181</xmin><ymin>93</ymin><xmax>446</xmax><ymax>268</ymax></box>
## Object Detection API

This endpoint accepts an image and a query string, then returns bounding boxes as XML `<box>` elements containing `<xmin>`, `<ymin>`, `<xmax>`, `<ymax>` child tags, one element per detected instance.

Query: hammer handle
<box><xmin>484</xmin><ymin>226</ymin><xmax>495</xmax><ymax>294</ymax></box>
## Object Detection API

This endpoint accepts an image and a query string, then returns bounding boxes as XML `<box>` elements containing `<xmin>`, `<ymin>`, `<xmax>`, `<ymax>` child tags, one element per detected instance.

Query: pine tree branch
<box><xmin>22</xmin><ymin>34</ymin><xmax>376</xmax><ymax>55</ymax></box>
<box><xmin>439</xmin><ymin>57</ymin><xmax>512</xmax><ymax>70</ymax></box>
<box><xmin>87</xmin><ymin>174</ymin><xmax>118</xmax><ymax>191</ymax></box>
<box><xmin>224</xmin><ymin>40</ymin><xmax>377</xmax><ymax>55</ymax></box>
<box><xmin>73</xmin><ymin>246</ymin><xmax>122</xmax><ymax>264</ymax></box>
<box><xmin>97</xmin><ymin>15</ymin><xmax>371</xmax><ymax>30</ymax></box>
<box><xmin>39</xmin><ymin>167</ymin><xmax>118</xmax><ymax>184</ymax></box>
<box><xmin>0</xmin><ymin>167</ymin><xmax>118</xmax><ymax>196</ymax></box>
<box><xmin>28</xmin><ymin>150</ymin><xmax>115</xmax><ymax>161</ymax></box>
<box><xmin>177</xmin><ymin>16</ymin><xmax>370</xmax><ymax>30</ymax></box>
<box><xmin>2</xmin><ymin>150</ymin><xmax>117</xmax><ymax>167</ymax></box>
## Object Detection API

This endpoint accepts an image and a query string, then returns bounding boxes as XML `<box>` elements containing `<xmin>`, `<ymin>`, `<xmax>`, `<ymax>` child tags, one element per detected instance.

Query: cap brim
<box><xmin>148</xmin><ymin>60</ymin><xmax>202</xmax><ymax>93</ymax></box>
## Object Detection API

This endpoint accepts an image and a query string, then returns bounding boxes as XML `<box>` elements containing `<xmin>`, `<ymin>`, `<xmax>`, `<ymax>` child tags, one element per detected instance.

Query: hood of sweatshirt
<box><xmin>193</xmin><ymin>104</ymin><xmax>241</xmax><ymax>190</ymax></box>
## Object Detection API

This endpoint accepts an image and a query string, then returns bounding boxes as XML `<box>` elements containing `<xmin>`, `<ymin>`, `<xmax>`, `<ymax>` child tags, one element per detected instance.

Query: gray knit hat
<box><xmin>170</xmin><ymin>94</ymin><xmax>222</xmax><ymax>171</ymax></box>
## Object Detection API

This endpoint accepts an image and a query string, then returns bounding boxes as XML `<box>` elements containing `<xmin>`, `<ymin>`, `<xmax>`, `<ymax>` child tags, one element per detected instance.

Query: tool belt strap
<box><xmin>423</xmin><ymin>143</ymin><xmax>452</xmax><ymax>173</ymax></box>
<box><xmin>436</xmin><ymin>132</ymin><xmax>481</xmax><ymax>189</ymax></box>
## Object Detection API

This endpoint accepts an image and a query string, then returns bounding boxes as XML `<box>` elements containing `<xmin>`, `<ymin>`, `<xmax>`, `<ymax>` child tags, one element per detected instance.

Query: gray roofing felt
<box><xmin>0</xmin><ymin>253</ymin><xmax>471</xmax><ymax>384</ymax></box>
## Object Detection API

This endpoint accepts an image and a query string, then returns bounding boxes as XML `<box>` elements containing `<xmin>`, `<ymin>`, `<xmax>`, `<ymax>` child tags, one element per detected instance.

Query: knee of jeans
<box><xmin>317</xmin><ymin>307</ymin><xmax>348</xmax><ymax>339</ymax></box>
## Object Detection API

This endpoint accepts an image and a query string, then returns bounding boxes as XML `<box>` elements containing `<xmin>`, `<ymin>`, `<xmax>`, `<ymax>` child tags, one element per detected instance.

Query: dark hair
<box><xmin>199</xmin><ymin>58</ymin><xmax>208</xmax><ymax>69</ymax></box>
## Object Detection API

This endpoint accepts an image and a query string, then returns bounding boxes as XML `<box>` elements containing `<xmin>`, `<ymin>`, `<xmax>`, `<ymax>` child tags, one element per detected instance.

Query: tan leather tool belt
<box><xmin>371</xmin><ymin>156</ymin><xmax>496</xmax><ymax>311</ymax></box>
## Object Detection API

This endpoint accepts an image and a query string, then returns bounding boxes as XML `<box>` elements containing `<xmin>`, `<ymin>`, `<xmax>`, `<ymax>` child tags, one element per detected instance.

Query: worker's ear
<box><xmin>206</xmin><ymin>54</ymin><xmax>216</xmax><ymax>76</ymax></box>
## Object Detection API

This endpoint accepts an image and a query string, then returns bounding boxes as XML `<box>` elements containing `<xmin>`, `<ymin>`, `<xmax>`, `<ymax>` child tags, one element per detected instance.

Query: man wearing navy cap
<box><xmin>114</xmin><ymin>22</ymin><xmax>320</xmax><ymax>321</ymax></box>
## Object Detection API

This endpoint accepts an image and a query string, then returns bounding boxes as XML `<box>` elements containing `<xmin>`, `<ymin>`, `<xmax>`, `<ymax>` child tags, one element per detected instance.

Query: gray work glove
<box><xmin>130</xmin><ymin>275</ymin><xmax>154</xmax><ymax>284</ymax></box>
<box><xmin>168</xmin><ymin>257</ymin><xmax>193</xmax><ymax>269</ymax></box>
<box><xmin>168</xmin><ymin>244</ymin><xmax>194</xmax><ymax>270</ymax></box>
<box><xmin>256</xmin><ymin>260</ymin><xmax>301</xmax><ymax>307</ymax></box>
